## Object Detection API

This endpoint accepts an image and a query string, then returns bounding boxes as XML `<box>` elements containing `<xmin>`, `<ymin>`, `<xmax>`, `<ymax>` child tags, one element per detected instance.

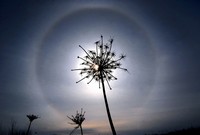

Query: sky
<box><xmin>0</xmin><ymin>0</ymin><xmax>200</xmax><ymax>135</ymax></box>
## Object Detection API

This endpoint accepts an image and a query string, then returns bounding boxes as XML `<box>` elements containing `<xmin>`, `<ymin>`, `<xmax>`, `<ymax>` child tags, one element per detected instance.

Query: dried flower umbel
<box><xmin>71</xmin><ymin>36</ymin><xmax>127</xmax><ymax>135</ymax></box>
<box><xmin>72</xmin><ymin>35</ymin><xmax>127</xmax><ymax>90</ymax></box>
<box><xmin>67</xmin><ymin>109</ymin><xmax>85</xmax><ymax>135</ymax></box>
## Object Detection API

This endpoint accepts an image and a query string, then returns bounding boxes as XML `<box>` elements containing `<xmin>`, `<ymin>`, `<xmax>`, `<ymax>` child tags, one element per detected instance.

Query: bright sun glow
<box><xmin>92</xmin><ymin>64</ymin><xmax>99</xmax><ymax>71</ymax></box>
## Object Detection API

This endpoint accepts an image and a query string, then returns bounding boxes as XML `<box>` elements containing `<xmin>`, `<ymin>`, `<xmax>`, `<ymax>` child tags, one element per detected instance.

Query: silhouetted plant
<box><xmin>26</xmin><ymin>114</ymin><xmax>39</xmax><ymax>135</ymax></box>
<box><xmin>71</xmin><ymin>35</ymin><xmax>127</xmax><ymax>135</ymax></box>
<box><xmin>67</xmin><ymin>108</ymin><xmax>85</xmax><ymax>135</ymax></box>
<box><xmin>10</xmin><ymin>119</ymin><xmax>16</xmax><ymax>135</ymax></box>
<box><xmin>6</xmin><ymin>120</ymin><xmax>27</xmax><ymax>135</ymax></box>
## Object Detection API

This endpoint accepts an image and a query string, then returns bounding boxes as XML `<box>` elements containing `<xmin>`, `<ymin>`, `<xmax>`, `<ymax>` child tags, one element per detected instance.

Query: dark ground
<box><xmin>145</xmin><ymin>127</ymin><xmax>200</xmax><ymax>135</ymax></box>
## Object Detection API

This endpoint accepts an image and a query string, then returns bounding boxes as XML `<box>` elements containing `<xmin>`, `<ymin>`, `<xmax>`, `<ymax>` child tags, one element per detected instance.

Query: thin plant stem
<box><xmin>69</xmin><ymin>127</ymin><xmax>78</xmax><ymax>135</ymax></box>
<box><xmin>100</xmin><ymin>71</ymin><xmax>117</xmax><ymax>135</ymax></box>
<box><xmin>80</xmin><ymin>124</ymin><xmax>83</xmax><ymax>135</ymax></box>
<box><xmin>26</xmin><ymin>121</ymin><xmax>32</xmax><ymax>135</ymax></box>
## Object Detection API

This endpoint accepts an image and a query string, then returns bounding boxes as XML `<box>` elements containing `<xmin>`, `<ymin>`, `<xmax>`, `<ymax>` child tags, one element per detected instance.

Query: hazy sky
<box><xmin>0</xmin><ymin>0</ymin><xmax>200</xmax><ymax>135</ymax></box>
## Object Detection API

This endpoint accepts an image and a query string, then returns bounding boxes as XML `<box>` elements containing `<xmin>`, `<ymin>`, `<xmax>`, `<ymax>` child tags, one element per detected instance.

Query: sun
<box><xmin>92</xmin><ymin>64</ymin><xmax>99</xmax><ymax>71</ymax></box>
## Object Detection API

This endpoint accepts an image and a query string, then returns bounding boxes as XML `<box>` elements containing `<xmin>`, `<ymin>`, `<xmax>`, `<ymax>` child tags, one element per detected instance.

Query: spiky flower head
<box><xmin>26</xmin><ymin>114</ymin><xmax>39</xmax><ymax>122</ymax></box>
<box><xmin>67</xmin><ymin>108</ymin><xmax>85</xmax><ymax>126</ymax></box>
<box><xmin>71</xmin><ymin>35</ymin><xmax>127</xmax><ymax>90</ymax></box>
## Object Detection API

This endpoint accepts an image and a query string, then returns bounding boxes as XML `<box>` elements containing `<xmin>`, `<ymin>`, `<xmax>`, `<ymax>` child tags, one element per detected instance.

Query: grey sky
<box><xmin>0</xmin><ymin>0</ymin><xmax>200</xmax><ymax>135</ymax></box>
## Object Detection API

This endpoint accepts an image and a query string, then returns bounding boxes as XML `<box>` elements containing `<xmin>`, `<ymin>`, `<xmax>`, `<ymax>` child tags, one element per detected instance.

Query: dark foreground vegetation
<box><xmin>0</xmin><ymin>127</ymin><xmax>30</xmax><ymax>135</ymax></box>
<box><xmin>145</xmin><ymin>127</ymin><xmax>200</xmax><ymax>135</ymax></box>
<box><xmin>0</xmin><ymin>121</ymin><xmax>32</xmax><ymax>135</ymax></box>
<box><xmin>1</xmin><ymin>122</ymin><xmax>200</xmax><ymax>135</ymax></box>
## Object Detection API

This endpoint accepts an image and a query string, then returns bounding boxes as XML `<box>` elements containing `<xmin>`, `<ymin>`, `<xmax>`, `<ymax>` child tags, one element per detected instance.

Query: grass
<box><xmin>0</xmin><ymin>121</ymin><xmax>31</xmax><ymax>135</ymax></box>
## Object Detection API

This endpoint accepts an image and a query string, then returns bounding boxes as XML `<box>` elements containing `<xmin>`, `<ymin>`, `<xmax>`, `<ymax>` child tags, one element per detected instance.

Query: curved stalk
<box><xmin>69</xmin><ymin>127</ymin><xmax>78</xmax><ymax>135</ymax></box>
<box><xmin>100</xmin><ymin>72</ymin><xmax>117</xmax><ymax>135</ymax></box>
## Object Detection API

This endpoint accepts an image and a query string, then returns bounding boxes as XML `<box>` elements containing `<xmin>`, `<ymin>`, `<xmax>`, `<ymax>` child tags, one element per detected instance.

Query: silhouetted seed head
<box><xmin>67</xmin><ymin>109</ymin><xmax>85</xmax><ymax>126</ymax></box>
<box><xmin>71</xmin><ymin>36</ymin><xmax>127</xmax><ymax>90</ymax></box>
<box><xmin>26</xmin><ymin>114</ymin><xmax>39</xmax><ymax>122</ymax></box>
<box><xmin>67</xmin><ymin>109</ymin><xmax>85</xmax><ymax>135</ymax></box>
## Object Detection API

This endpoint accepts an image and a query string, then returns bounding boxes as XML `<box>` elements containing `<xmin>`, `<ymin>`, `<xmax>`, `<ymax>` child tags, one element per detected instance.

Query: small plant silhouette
<box><xmin>26</xmin><ymin>114</ymin><xmax>39</xmax><ymax>135</ymax></box>
<box><xmin>71</xmin><ymin>35</ymin><xmax>127</xmax><ymax>135</ymax></box>
<box><xmin>67</xmin><ymin>108</ymin><xmax>85</xmax><ymax>135</ymax></box>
